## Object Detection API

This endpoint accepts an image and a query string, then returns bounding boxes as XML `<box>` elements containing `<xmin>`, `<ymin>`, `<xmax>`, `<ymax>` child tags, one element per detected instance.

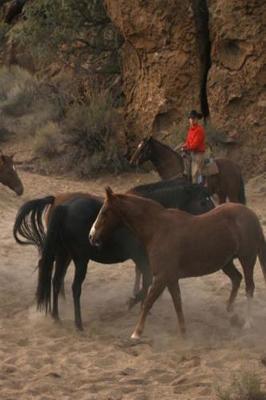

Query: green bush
<box><xmin>7</xmin><ymin>0</ymin><xmax>123</xmax><ymax>71</ymax></box>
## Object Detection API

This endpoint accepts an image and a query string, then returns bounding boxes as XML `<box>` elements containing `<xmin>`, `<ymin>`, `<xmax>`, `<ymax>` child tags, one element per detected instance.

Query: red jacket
<box><xmin>184</xmin><ymin>124</ymin><xmax>205</xmax><ymax>152</ymax></box>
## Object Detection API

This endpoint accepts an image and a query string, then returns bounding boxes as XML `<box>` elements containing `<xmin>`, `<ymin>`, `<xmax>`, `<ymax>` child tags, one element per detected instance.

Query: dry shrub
<box><xmin>0</xmin><ymin>66</ymin><xmax>129</xmax><ymax>177</ymax></box>
<box><xmin>0</xmin><ymin>66</ymin><xmax>72</xmax><ymax>121</ymax></box>
<box><xmin>216</xmin><ymin>371</ymin><xmax>266</xmax><ymax>400</ymax></box>
<box><xmin>60</xmin><ymin>90</ymin><xmax>129</xmax><ymax>176</ymax></box>
<box><xmin>33</xmin><ymin>122</ymin><xmax>62</xmax><ymax>159</ymax></box>
<box><xmin>0</xmin><ymin>66</ymin><xmax>38</xmax><ymax>116</ymax></box>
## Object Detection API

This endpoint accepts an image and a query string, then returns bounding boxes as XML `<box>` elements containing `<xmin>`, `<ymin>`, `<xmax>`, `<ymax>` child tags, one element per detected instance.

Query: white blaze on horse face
<box><xmin>89</xmin><ymin>215</ymin><xmax>99</xmax><ymax>240</ymax></box>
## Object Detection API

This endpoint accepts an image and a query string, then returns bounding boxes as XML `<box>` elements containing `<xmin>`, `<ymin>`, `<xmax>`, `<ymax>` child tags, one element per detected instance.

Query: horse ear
<box><xmin>105</xmin><ymin>186</ymin><xmax>114</xmax><ymax>201</ymax></box>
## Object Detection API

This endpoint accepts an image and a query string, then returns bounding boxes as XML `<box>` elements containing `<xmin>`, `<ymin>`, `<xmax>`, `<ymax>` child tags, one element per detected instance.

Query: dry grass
<box><xmin>59</xmin><ymin>89</ymin><xmax>128</xmax><ymax>176</ymax></box>
<box><xmin>33</xmin><ymin>122</ymin><xmax>62</xmax><ymax>158</ymax></box>
<box><xmin>216</xmin><ymin>371</ymin><xmax>266</xmax><ymax>400</ymax></box>
<box><xmin>0</xmin><ymin>65</ymin><xmax>128</xmax><ymax>176</ymax></box>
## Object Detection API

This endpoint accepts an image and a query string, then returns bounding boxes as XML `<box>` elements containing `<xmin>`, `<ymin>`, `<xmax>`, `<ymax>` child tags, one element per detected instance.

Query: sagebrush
<box><xmin>216</xmin><ymin>371</ymin><xmax>266</xmax><ymax>400</ymax></box>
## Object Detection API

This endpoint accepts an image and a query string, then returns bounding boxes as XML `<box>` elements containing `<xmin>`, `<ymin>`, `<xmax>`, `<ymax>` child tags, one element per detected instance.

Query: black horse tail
<box><xmin>238</xmin><ymin>176</ymin><xmax>246</xmax><ymax>205</ymax></box>
<box><xmin>13</xmin><ymin>196</ymin><xmax>55</xmax><ymax>253</ymax></box>
<box><xmin>36</xmin><ymin>205</ymin><xmax>66</xmax><ymax>313</ymax></box>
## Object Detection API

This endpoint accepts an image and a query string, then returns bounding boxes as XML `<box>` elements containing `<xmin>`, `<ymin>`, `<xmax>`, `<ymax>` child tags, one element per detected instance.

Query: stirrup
<box><xmin>197</xmin><ymin>175</ymin><xmax>203</xmax><ymax>184</ymax></box>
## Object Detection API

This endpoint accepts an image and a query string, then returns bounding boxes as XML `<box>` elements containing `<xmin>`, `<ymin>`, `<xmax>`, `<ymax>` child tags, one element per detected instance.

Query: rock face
<box><xmin>1</xmin><ymin>0</ymin><xmax>265</xmax><ymax>175</ymax></box>
<box><xmin>105</xmin><ymin>0</ymin><xmax>201</xmax><ymax>139</ymax></box>
<box><xmin>105</xmin><ymin>0</ymin><xmax>266</xmax><ymax>175</ymax></box>
<box><xmin>208</xmin><ymin>0</ymin><xmax>266</xmax><ymax>175</ymax></box>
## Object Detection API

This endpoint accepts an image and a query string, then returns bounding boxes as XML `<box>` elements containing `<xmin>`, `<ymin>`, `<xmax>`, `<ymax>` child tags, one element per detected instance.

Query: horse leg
<box><xmin>217</xmin><ymin>192</ymin><xmax>227</xmax><ymax>204</ymax></box>
<box><xmin>131</xmin><ymin>275</ymin><xmax>165</xmax><ymax>339</ymax></box>
<box><xmin>222</xmin><ymin>261</ymin><xmax>243</xmax><ymax>312</ymax></box>
<box><xmin>59</xmin><ymin>254</ymin><xmax>72</xmax><ymax>298</ymax></box>
<box><xmin>128</xmin><ymin>263</ymin><xmax>152</xmax><ymax>310</ymax></box>
<box><xmin>52</xmin><ymin>250</ymin><xmax>71</xmax><ymax>321</ymax></box>
<box><xmin>239</xmin><ymin>255</ymin><xmax>256</xmax><ymax>328</ymax></box>
<box><xmin>167</xmin><ymin>280</ymin><xmax>186</xmax><ymax>336</ymax></box>
<box><xmin>72</xmin><ymin>255</ymin><xmax>88</xmax><ymax>330</ymax></box>
<box><xmin>133</xmin><ymin>266</ymin><xmax>141</xmax><ymax>297</ymax></box>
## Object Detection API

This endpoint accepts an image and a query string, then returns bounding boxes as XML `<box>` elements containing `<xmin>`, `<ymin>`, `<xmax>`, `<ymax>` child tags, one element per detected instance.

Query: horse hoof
<box><xmin>243</xmin><ymin>319</ymin><xmax>253</xmax><ymax>330</ymax></box>
<box><xmin>229</xmin><ymin>314</ymin><xmax>244</xmax><ymax>329</ymax></box>
<box><xmin>226</xmin><ymin>303</ymin><xmax>234</xmax><ymax>313</ymax></box>
<box><xmin>127</xmin><ymin>297</ymin><xmax>138</xmax><ymax>310</ymax></box>
<box><xmin>180</xmin><ymin>330</ymin><xmax>186</xmax><ymax>339</ymax></box>
<box><xmin>76</xmin><ymin>323</ymin><xmax>84</xmax><ymax>331</ymax></box>
<box><xmin>131</xmin><ymin>331</ymin><xmax>141</xmax><ymax>340</ymax></box>
<box><xmin>51</xmin><ymin>312</ymin><xmax>60</xmax><ymax>321</ymax></box>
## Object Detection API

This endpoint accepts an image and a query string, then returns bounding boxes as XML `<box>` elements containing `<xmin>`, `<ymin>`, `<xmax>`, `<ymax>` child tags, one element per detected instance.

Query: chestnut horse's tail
<box><xmin>13</xmin><ymin>196</ymin><xmax>55</xmax><ymax>253</ymax></box>
<box><xmin>258</xmin><ymin>237</ymin><xmax>266</xmax><ymax>283</ymax></box>
<box><xmin>238</xmin><ymin>176</ymin><xmax>246</xmax><ymax>205</ymax></box>
<box><xmin>36</xmin><ymin>205</ymin><xmax>66</xmax><ymax>313</ymax></box>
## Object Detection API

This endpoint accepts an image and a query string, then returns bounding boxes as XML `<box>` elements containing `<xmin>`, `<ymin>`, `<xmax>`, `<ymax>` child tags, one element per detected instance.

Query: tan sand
<box><xmin>0</xmin><ymin>170</ymin><xmax>266</xmax><ymax>400</ymax></box>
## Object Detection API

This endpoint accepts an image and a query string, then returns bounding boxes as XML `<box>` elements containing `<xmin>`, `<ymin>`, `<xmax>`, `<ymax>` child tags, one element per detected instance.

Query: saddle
<box><xmin>180</xmin><ymin>148</ymin><xmax>219</xmax><ymax>177</ymax></box>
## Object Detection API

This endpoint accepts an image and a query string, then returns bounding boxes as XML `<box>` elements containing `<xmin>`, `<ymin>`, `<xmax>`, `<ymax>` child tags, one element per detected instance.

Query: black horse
<box><xmin>14</xmin><ymin>179</ymin><xmax>214</xmax><ymax>329</ymax></box>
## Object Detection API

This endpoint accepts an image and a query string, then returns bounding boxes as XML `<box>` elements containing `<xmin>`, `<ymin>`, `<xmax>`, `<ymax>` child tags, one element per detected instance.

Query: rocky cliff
<box><xmin>208</xmin><ymin>0</ymin><xmax>265</xmax><ymax>173</ymax></box>
<box><xmin>0</xmin><ymin>0</ymin><xmax>265</xmax><ymax>176</ymax></box>
<box><xmin>104</xmin><ymin>0</ymin><xmax>265</xmax><ymax>175</ymax></box>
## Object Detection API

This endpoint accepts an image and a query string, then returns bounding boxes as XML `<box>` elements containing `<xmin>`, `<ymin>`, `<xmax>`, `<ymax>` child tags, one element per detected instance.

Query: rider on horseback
<box><xmin>181</xmin><ymin>110</ymin><xmax>206</xmax><ymax>184</ymax></box>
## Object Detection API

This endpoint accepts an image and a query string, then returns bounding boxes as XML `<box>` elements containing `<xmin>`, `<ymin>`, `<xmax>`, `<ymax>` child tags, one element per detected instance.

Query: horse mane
<box><xmin>150</xmin><ymin>137</ymin><xmax>180</xmax><ymax>157</ymax></box>
<box><xmin>130</xmin><ymin>179</ymin><xmax>211</xmax><ymax>209</ymax></box>
<box><xmin>130</xmin><ymin>176</ymin><xmax>185</xmax><ymax>195</ymax></box>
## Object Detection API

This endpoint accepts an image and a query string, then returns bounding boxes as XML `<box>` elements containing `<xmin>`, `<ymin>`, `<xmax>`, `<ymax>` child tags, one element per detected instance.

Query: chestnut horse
<box><xmin>0</xmin><ymin>150</ymin><xmax>24</xmax><ymax>195</ymax></box>
<box><xmin>130</xmin><ymin>137</ymin><xmax>246</xmax><ymax>205</ymax></box>
<box><xmin>13</xmin><ymin>179</ymin><xmax>214</xmax><ymax>329</ymax></box>
<box><xmin>89</xmin><ymin>188</ymin><xmax>266</xmax><ymax>339</ymax></box>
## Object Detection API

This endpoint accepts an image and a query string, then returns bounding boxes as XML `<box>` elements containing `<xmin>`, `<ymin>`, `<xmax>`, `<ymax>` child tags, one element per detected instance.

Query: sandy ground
<box><xmin>1</xmin><ymin>169</ymin><xmax>266</xmax><ymax>400</ymax></box>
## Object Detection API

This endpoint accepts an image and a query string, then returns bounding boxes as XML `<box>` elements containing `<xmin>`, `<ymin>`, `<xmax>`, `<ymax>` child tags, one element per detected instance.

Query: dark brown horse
<box><xmin>0</xmin><ymin>150</ymin><xmax>24</xmax><ymax>195</ymax></box>
<box><xmin>89</xmin><ymin>188</ymin><xmax>266</xmax><ymax>339</ymax></box>
<box><xmin>130</xmin><ymin>137</ymin><xmax>246</xmax><ymax>204</ymax></box>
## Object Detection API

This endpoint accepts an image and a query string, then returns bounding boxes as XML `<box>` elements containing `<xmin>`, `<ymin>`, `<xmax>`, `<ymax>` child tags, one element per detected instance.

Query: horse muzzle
<box><xmin>89</xmin><ymin>231</ymin><xmax>102</xmax><ymax>248</ymax></box>
<box><xmin>14</xmin><ymin>183</ymin><xmax>24</xmax><ymax>196</ymax></box>
<box><xmin>129</xmin><ymin>154</ymin><xmax>139</xmax><ymax>167</ymax></box>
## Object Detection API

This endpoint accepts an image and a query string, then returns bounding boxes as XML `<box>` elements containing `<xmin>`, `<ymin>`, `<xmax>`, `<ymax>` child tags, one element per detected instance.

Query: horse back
<box><xmin>149</xmin><ymin>203</ymin><xmax>262</xmax><ymax>278</ymax></box>
<box><xmin>46</xmin><ymin>192</ymin><xmax>103</xmax><ymax>225</ymax></box>
<box><xmin>216</xmin><ymin>158</ymin><xmax>242</xmax><ymax>180</ymax></box>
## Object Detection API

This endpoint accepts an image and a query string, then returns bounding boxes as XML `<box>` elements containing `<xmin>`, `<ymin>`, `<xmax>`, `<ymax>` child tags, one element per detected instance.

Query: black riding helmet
<box><xmin>188</xmin><ymin>110</ymin><xmax>203</xmax><ymax>119</ymax></box>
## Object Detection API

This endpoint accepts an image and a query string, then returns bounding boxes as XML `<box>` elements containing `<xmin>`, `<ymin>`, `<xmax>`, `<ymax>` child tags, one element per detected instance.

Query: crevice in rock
<box><xmin>191</xmin><ymin>0</ymin><xmax>211</xmax><ymax>119</ymax></box>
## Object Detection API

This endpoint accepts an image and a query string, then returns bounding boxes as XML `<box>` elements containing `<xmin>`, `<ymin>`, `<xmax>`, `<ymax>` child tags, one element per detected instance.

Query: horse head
<box><xmin>89</xmin><ymin>187</ymin><xmax>119</xmax><ymax>247</ymax></box>
<box><xmin>0</xmin><ymin>150</ymin><xmax>24</xmax><ymax>195</ymax></box>
<box><xmin>130</xmin><ymin>136</ymin><xmax>153</xmax><ymax>166</ymax></box>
